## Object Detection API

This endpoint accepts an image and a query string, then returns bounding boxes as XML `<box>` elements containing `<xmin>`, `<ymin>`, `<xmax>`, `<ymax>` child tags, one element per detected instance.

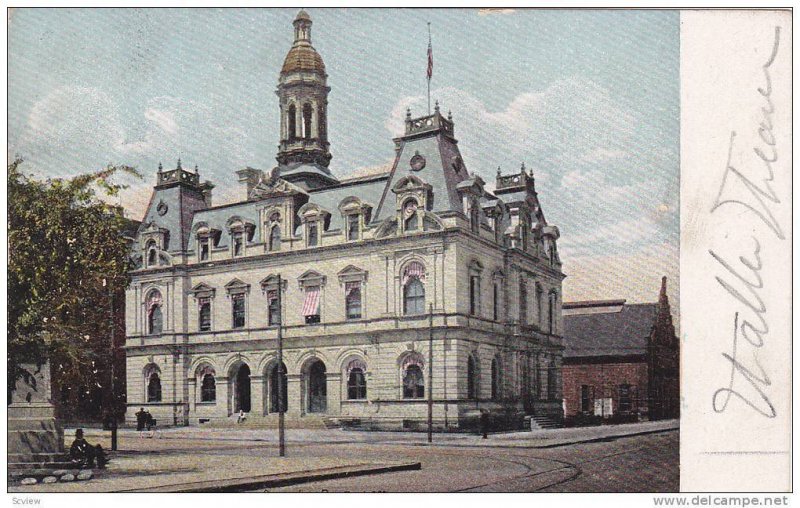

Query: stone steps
<box><xmin>528</xmin><ymin>415</ymin><xmax>563</xmax><ymax>430</ymax></box>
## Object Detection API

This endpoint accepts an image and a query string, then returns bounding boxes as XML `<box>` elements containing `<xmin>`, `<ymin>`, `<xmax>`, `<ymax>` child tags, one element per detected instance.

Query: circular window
<box><xmin>410</xmin><ymin>152</ymin><xmax>426</xmax><ymax>171</ymax></box>
<box><xmin>157</xmin><ymin>201</ymin><xmax>168</xmax><ymax>216</ymax></box>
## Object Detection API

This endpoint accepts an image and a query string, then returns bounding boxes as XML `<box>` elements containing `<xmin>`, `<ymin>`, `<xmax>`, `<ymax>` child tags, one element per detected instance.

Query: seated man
<box><xmin>69</xmin><ymin>429</ymin><xmax>108</xmax><ymax>468</ymax></box>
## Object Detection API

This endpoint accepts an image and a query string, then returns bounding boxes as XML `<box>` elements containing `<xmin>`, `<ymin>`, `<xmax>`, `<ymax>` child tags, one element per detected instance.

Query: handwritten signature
<box><xmin>708</xmin><ymin>26</ymin><xmax>782</xmax><ymax>418</ymax></box>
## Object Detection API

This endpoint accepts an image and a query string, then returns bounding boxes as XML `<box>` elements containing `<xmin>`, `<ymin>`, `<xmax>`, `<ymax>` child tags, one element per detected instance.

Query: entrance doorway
<box><xmin>269</xmin><ymin>362</ymin><xmax>288</xmax><ymax>413</ymax></box>
<box><xmin>234</xmin><ymin>364</ymin><xmax>251</xmax><ymax>413</ymax></box>
<box><xmin>307</xmin><ymin>360</ymin><xmax>327</xmax><ymax>413</ymax></box>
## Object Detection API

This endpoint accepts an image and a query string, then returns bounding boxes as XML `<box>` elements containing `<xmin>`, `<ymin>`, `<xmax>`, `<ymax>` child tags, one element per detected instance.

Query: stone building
<box><xmin>124</xmin><ymin>11</ymin><xmax>565</xmax><ymax>429</ymax></box>
<box><xmin>561</xmin><ymin>277</ymin><xmax>679</xmax><ymax>421</ymax></box>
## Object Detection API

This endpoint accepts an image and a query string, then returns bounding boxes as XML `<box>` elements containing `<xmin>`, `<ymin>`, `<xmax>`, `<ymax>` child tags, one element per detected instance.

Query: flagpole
<box><xmin>427</xmin><ymin>22</ymin><xmax>432</xmax><ymax>115</ymax></box>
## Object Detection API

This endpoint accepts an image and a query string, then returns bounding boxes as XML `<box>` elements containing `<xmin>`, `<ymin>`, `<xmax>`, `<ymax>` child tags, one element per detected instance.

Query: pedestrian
<box><xmin>237</xmin><ymin>409</ymin><xmax>246</xmax><ymax>424</ymax></box>
<box><xmin>135</xmin><ymin>407</ymin><xmax>145</xmax><ymax>432</ymax></box>
<box><xmin>69</xmin><ymin>429</ymin><xmax>108</xmax><ymax>468</ymax></box>
<box><xmin>480</xmin><ymin>410</ymin><xmax>489</xmax><ymax>439</ymax></box>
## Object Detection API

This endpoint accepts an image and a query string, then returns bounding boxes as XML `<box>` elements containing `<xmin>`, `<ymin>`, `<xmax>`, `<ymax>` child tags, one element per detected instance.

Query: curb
<box><xmin>116</xmin><ymin>461</ymin><xmax>422</xmax><ymax>493</ymax></box>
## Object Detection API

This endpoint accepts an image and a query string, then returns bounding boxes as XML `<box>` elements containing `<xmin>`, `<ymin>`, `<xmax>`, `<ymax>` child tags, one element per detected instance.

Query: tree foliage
<box><xmin>8</xmin><ymin>159</ymin><xmax>141</xmax><ymax>417</ymax></box>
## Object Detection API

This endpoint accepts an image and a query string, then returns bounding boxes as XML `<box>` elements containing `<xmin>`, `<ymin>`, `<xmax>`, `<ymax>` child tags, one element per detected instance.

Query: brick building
<box><xmin>124</xmin><ymin>11</ymin><xmax>566</xmax><ymax>429</ymax></box>
<box><xmin>561</xmin><ymin>277</ymin><xmax>678</xmax><ymax>421</ymax></box>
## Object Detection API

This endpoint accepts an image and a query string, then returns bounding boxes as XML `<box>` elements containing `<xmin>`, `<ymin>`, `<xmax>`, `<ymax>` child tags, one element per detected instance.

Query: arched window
<box><xmin>302</xmin><ymin>103</ymin><xmax>313</xmax><ymax>139</ymax></box>
<box><xmin>201</xmin><ymin>373</ymin><xmax>216</xmax><ymax>402</ymax></box>
<box><xmin>467</xmin><ymin>355</ymin><xmax>477</xmax><ymax>399</ymax></box>
<box><xmin>269</xmin><ymin>225</ymin><xmax>281</xmax><ymax>252</ymax></box>
<box><xmin>403</xmin><ymin>200</ymin><xmax>419</xmax><ymax>232</ymax></box>
<box><xmin>403</xmin><ymin>278</ymin><xmax>425</xmax><ymax>316</ymax></box>
<box><xmin>491</xmin><ymin>358</ymin><xmax>500</xmax><ymax>401</ymax></box>
<box><xmin>147</xmin><ymin>372</ymin><xmax>162</xmax><ymax>402</ymax></box>
<box><xmin>403</xmin><ymin>364</ymin><xmax>425</xmax><ymax>399</ymax></box>
<box><xmin>147</xmin><ymin>291</ymin><xmax>163</xmax><ymax>335</ymax></box>
<box><xmin>146</xmin><ymin>241</ymin><xmax>157</xmax><ymax>267</ymax></box>
<box><xmin>347</xmin><ymin>368</ymin><xmax>367</xmax><ymax>400</ymax></box>
<box><xmin>287</xmin><ymin>104</ymin><xmax>297</xmax><ymax>139</ymax></box>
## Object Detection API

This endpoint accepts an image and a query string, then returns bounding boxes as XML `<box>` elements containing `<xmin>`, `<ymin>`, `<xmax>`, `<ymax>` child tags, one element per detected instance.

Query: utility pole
<box><xmin>427</xmin><ymin>303</ymin><xmax>433</xmax><ymax>443</ymax></box>
<box><xmin>105</xmin><ymin>277</ymin><xmax>118</xmax><ymax>451</ymax></box>
<box><xmin>277</xmin><ymin>274</ymin><xmax>286</xmax><ymax>457</ymax></box>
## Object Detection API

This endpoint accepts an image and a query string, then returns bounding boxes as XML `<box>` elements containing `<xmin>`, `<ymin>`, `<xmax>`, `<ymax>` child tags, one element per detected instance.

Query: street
<box><xmin>215</xmin><ymin>430</ymin><xmax>678</xmax><ymax>493</ymax></box>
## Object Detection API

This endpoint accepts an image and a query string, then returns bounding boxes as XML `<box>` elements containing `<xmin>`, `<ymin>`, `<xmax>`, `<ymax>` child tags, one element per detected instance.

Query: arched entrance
<box><xmin>233</xmin><ymin>364</ymin><xmax>251</xmax><ymax>413</ymax></box>
<box><xmin>306</xmin><ymin>360</ymin><xmax>327</xmax><ymax>413</ymax></box>
<box><xmin>269</xmin><ymin>362</ymin><xmax>288</xmax><ymax>413</ymax></box>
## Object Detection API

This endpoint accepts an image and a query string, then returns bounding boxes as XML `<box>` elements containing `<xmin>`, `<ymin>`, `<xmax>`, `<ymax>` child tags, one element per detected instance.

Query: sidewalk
<box><xmin>10</xmin><ymin>432</ymin><xmax>420</xmax><ymax>493</ymax></box>
<box><xmin>62</xmin><ymin>418</ymin><xmax>678</xmax><ymax>450</ymax></box>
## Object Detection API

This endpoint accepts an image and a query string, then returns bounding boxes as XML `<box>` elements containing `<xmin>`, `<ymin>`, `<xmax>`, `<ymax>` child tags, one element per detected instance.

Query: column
<box><xmin>325</xmin><ymin>373</ymin><xmax>342</xmax><ymax>415</ymax></box>
<box><xmin>286</xmin><ymin>374</ymin><xmax>302</xmax><ymax>417</ymax></box>
<box><xmin>188</xmin><ymin>379</ymin><xmax>196</xmax><ymax>415</ymax></box>
<box><xmin>250</xmin><ymin>375</ymin><xmax>265</xmax><ymax>416</ymax></box>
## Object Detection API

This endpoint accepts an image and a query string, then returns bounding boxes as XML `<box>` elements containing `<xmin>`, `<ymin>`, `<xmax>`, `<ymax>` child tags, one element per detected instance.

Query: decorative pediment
<box><xmin>259</xmin><ymin>274</ymin><xmax>287</xmax><ymax>293</ymax></box>
<box><xmin>249</xmin><ymin>174</ymin><xmax>307</xmax><ymax>200</ymax></box>
<box><xmin>455</xmin><ymin>175</ymin><xmax>485</xmax><ymax>197</ymax></box>
<box><xmin>542</xmin><ymin>225</ymin><xmax>560</xmax><ymax>240</ymax></box>
<box><xmin>225</xmin><ymin>216</ymin><xmax>256</xmax><ymax>232</ymax></box>
<box><xmin>297</xmin><ymin>270</ymin><xmax>326</xmax><ymax>289</ymax></box>
<box><xmin>224</xmin><ymin>278</ymin><xmax>250</xmax><ymax>295</ymax></box>
<box><xmin>392</xmin><ymin>174</ymin><xmax>431</xmax><ymax>194</ymax></box>
<box><xmin>190</xmin><ymin>282</ymin><xmax>216</xmax><ymax>299</ymax></box>
<box><xmin>468</xmin><ymin>259</ymin><xmax>484</xmax><ymax>273</ymax></box>
<box><xmin>337</xmin><ymin>265</ymin><xmax>368</xmax><ymax>284</ymax></box>
<box><xmin>297</xmin><ymin>202</ymin><xmax>331</xmax><ymax>221</ymax></box>
<box><xmin>338</xmin><ymin>196</ymin><xmax>373</xmax><ymax>221</ymax></box>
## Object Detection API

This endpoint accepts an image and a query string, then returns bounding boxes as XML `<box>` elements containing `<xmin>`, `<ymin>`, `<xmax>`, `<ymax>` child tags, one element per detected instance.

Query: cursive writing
<box><xmin>709</xmin><ymin>26</ymin><xmax>782</xmax><ymax>418</ymax></box>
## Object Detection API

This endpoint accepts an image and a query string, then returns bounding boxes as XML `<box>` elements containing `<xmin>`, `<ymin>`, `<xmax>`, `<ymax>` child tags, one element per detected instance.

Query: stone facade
<box><xmin>124</xmin><ymin>11</ymin><xmax>565</xmax><ymax>429</ymax></box>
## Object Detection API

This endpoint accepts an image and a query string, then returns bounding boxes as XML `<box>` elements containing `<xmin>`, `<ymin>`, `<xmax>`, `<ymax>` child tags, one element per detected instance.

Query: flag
<box><xmin>427</xmin><ymin>33</ymin><xmax>433</xmax><ymax>81</ymax></box>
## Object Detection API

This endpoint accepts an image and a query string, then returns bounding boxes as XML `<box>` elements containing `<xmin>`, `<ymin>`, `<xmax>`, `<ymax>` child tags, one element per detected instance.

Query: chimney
<box><xmin>200</xmin><ymin>181</ymin><xmax>214</xmax><ymax>208</ymax></box>
<box><xmin>236</xmin><ymin>167</ymin><xmax>263</xmax><ymax>199</ymax></box>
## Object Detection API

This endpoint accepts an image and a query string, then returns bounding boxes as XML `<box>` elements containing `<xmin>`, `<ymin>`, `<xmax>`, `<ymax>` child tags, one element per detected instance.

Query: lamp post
<box><xmin>276</xmin><ymin>274</ymin><xmax>286</xmax><ymax>457</ymax></box>
<box><xmin>103</xmin><ymin>277</ymin><xmax>118</xmax><ymax>451</ymax></box>
<box><xmin>427</xmin><ymin>303</ymin><xmax>433</xmax><ymax>444</ymax></box>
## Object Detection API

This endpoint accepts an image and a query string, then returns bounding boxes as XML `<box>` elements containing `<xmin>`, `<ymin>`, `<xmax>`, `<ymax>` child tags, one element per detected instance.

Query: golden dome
<box><xmin>281</xmin><ymin>44</ymin><xmax>326</xmax><ymax>74</ymax></box>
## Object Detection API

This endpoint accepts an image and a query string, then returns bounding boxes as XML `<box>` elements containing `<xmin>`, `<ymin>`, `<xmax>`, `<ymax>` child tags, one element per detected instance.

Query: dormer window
<box><xmin>403</xmin><ymin>200</ymin><xmax>419</xmax><ymax>232</ymax></box>
<box><xmin>307</xmin><ymin>222</ymin><xmax>319</xmax><ymax>247</ymax></box>
<box><xmin>232</xmin><ymin>231</ymin><xmax>244</xmax><ymax>257</ymax></box>
<box><xmin>470</xmin><ymin>200</ymin><xmax>480</xmax><ymax>234</ymax></box>
<box><xmin>145</xmin><ymin>240</ymin><xmax>158</xmax><ymax>268</ymax></box>
<box><xmin>269</xmin><ymin>225</ymin><xmax>281</xmax><ymax>252</ymax></box>
<box><xmin>346</xmin><ymin>214</ymin><xmax>360</xmax><ymax>241</ymax></box>
<box><xmin>199</xmin><ymin>236</ymin><xmax>210</xmax><ymax>261</ymax></box>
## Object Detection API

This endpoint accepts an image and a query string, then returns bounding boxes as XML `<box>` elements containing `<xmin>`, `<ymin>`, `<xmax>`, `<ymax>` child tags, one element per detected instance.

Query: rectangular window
<box><xmin>581</xmin><ymin>385</ymin><xmax>593</xmax><ymax>413</ymax></box>
<box><xmin>619</xmin><ymin>384</ymin><xmax>632</xmax><ymax>413</ymax></box>
<box><xmin>519</xmin><ymin>281</ymin><xmax>527</xmax><ymax>324</ymax></box>
<box><xmin>469</xmin><ymin>276</ymin><xmax>480</xmax><ymax>315</ymax></box>
<box><xmin>302</xmin><ymin>286</ymin><xmax>321</xmax><ymax>324</ymax></box>
<box><xmin>232</xmin><ymin>294</ymin><xmax>246</xmax><ymax>328</ymax></box>
<box><xmin>232</xmin><ymin>232</ymin><xmax>243</xmax><ymax>257</ymax></box>
<box><xmin>345</xmin><ymin>282</ymin><xmax>362</xmax><ymax>319</ymax></box>
<box><xmin>548</xmin><ymin>293</ymin><xmax>556</xmax><ymax>334</ymax></box>
<box><xmin>347</xmin><ymin>215</ymin><xmax>360</xmax><ymax>241</ymax></box>
<box><xmin>268</xmin><ymin>290</ymin><xmax>280</xmax><ymax>326</ymax></box>
<box><xmin>199</xmin><ymin>237</ymin><xmax>210</xmax><ymax>261</ymax></box>
<box><xmin>307</xmin><ymin>222</ymin><xmax>318</xmax><ymax>247</ymax></box>
<box><xmin>199</xmin><ymin>298</ymin><xmax>211</xmax><ymax>331</ymax></box>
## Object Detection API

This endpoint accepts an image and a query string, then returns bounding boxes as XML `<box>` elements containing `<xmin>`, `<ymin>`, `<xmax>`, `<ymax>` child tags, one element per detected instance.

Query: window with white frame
<box><xmin>198</xmin><ymin>297</ymin><xmax>211</xmax><ymax>331</ymax></box>
<box><xmin>345</xmin><ymin>358</ymin><xmax>368</xmax><ymax>400</ymax></box>
<box><xmin>346</xmin><ymin>214</ymin><xmax>360</xmax><ymax>241</ymax></box>
<box><xmin>401</xmin><ymin>353</ymin><xmax>425</xmax><ymax>399</ymax></box>
<box><xmin>232</xmin><ymin>231</ymin><xmax>244</xmax><ymax>257</ymax></box>
<box><xmin>307</xmin><ymin>221</ymin><xmax>319</xmax><ymax>247</ymax></box>
<box><xmin>198</xmin><ymin>235</ymin><xmax>210</xmax><ymax>261</ymax></box>
<box><xmin>402</xmin><ymin>261</ymin><xmax>426</xmax><ymax>316</ymax></box>
<box><xmin>345</xmin><ymin>282</ymin><xmax>362</xmax><ymax>320</ymax></box>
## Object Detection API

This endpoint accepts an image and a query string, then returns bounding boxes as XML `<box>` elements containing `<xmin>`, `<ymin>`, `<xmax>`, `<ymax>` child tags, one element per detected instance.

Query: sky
<box><xmin>8</xmin><ymin>8</ymin><xmax>680</xmax><ymax>307</ymax></box>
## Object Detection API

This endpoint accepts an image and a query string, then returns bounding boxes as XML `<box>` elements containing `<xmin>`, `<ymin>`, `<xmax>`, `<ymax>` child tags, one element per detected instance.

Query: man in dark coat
<box><xmin>69</xmin><ymin>429</ymin><xmax>108</xmax><ymax>468</ymax></box>
<box><xmin>135</xmin><ymin>407</ymin><xmax>146</xmax><ymax>431</ymax></box>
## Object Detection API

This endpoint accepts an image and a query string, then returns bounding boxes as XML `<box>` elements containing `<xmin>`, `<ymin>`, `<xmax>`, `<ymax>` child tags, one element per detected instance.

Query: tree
<box><xmin>8</xmin><ymin>159</ymin><xmax>141</xmax><ymax>419</ymax></box>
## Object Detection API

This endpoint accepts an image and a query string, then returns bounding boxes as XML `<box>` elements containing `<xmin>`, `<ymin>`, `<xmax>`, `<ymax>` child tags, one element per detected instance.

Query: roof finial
<box><xmin>406</xmin><ymin>107</ymin><xmax>412</xmax><ymax>120</ymax></box>
<box><xmin>434</xmin><ymin>100</ymin><xmax>440</xmax><ymax>113</ymax></box>
<box><xmin>447</xmin><ymin>110</ymin><xmax>452</xmax><ymax>122</ymax></box>
<box><xmin>195</xmin><ymin>164</ymin><xmax>199</xmax><ymax>174</ymax></box>
<box><xmin>177</xmin><ymin>157</ymin><xmax>182</xmax><ymax>170</ymax></box>
<box><xmin>496</xmin><ymin>166</ymin><xmax>502</xmax><ymax>176</ymax></box>
<box><xmin>520</xmin><ymin>162</ymin><xmax>526</xmax><ymax>174</ymax></box>
<box><xmin>158</xmin><ymin>162</ymin><xmax>163</xmax><ymax>172</ymax></box>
